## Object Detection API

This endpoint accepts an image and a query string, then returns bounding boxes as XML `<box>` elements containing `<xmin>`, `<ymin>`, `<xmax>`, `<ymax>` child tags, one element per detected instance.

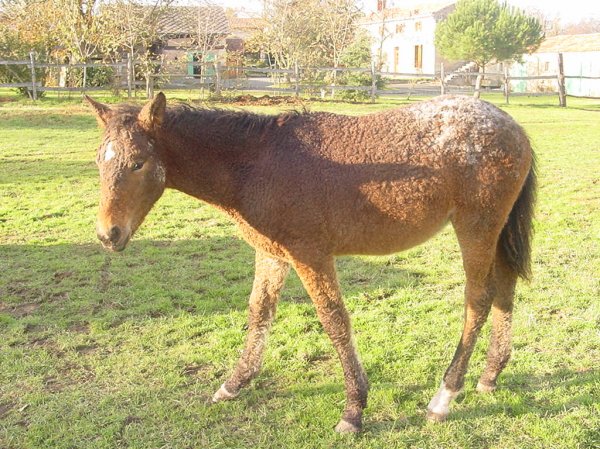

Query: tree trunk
<box><xmin>474</xmin><ymin>64</ymin><xmax>485</xmax><ymax>99</ymax></box>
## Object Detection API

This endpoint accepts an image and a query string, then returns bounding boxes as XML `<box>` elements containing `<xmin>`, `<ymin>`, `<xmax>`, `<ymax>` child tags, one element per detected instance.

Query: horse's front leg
<box><xmin>292</xmin><ymin>255</ymin><xmax>368</xmax><ymax>433</ymax></box>
<box><xmin>212</xmin><ymin>250</ymin><xmax>290</xmax><ymax>402</ymax></box>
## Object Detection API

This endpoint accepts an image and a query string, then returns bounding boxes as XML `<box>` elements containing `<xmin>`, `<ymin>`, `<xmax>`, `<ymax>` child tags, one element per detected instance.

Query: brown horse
<box><xmin>86</xmin><ymin>93</ymin><xmax>535</xmax><ymax>432</ymax></box>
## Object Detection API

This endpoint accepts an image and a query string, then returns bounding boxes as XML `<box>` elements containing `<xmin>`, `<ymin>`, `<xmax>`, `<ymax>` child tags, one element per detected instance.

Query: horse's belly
<box><xmin>331</xmin><ymin>181</ymin><xmax>452</xmax><ymax>255</ymax></box>
<box><xmin>334</xmin><ymin>212</ymin><xmax>450</xmax><ymax>255</ymax></box>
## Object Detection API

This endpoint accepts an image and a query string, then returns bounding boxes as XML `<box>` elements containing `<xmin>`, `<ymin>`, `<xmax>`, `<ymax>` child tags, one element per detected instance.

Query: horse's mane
<box><xmin>163</xmin><ymin>104</ymin><xmax>305</xmax><ymax>139</ymax></box>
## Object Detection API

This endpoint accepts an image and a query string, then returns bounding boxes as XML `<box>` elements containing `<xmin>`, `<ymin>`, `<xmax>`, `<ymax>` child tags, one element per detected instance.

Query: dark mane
<box><xmin>163</xmin><ymin>104</ymin><xmax>304</xmax><ymax>139</ymax></box>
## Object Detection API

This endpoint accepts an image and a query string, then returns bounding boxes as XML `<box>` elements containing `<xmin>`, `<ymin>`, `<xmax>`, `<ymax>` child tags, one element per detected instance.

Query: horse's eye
<box><xmin>132</xmin><ymin>162</ymin><xmax>144</xmax><ymax>171</ymax></box>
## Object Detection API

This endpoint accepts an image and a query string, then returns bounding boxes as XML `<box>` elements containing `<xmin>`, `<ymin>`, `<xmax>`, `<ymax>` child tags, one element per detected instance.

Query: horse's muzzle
<box><xmin>97</xmin><ymin>225</ymin><xmax>130</xmax><ymax>252</ymax></box>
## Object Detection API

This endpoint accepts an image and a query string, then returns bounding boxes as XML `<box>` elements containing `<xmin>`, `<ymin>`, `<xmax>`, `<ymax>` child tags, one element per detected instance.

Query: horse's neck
<box><xmin>160</xmin><ymin>113</ymin><xmax>264</xmax><ymax>209</ymax></box>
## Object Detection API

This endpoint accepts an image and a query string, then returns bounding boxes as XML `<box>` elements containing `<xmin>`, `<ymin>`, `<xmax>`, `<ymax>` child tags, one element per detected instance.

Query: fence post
<box><xmin>29</xmin><ymin>52</ymin><xmax>37</xmax><ymax>101</ymax></box>
<box><xmin>127</xmin><ymin>54</ymin><xmax>133</xmax><ymax>99</ymax></box>
<box><xmin>82</xmin><ymin>62</ymin><xmax>88</xmax><ymax>92</ymax></box>
<box><xmin>294</xmin><ymin>62</ymin><xmax>300</xmax><ymax>97</ymax></box>
<box><xmin>146</xmin><ymin>73</ymin><xmax>154</xmax><ymax>100</ymax></box>
<box><xmin>504</xmin><ymin>65</ymin><xmax>510</xmax><ymax>105</ymax></box>
<box><xmin>214</xmin><ymin>62</ymin><xmax>221</xmax><ymax>97</ymax></box>
<box><xmin>440</xmin><ymin>62</ymin><xmax>445</xmax><ymax>95</ymax></box>
<box><xmin>557</xmin><ymin>53</ymin><xmax>567</xmax><ymax>107</ymax></box>
<box><xmin>370</xmin><ymin>60</ymin><xmax>377</xmax><ymax>103</ymax></box>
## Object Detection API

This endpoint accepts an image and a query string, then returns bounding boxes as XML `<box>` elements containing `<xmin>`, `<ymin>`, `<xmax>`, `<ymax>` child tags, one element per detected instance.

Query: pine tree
<box><xmin>435</xmin><ymin>0</ymin><xmax>544</xmax><ymax>97</ymax></box>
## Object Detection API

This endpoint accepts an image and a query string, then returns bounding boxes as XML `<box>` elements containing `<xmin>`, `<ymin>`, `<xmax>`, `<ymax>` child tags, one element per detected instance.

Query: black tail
<box><xmin>499</xmin><ymin>156</ymin><xmax>537</xmax><ymax>280</ymax></box>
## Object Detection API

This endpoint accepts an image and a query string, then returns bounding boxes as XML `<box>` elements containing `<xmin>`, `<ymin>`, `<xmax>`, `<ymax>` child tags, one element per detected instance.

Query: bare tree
<box><xmin>561</xmin><ymin>18</ymin><xmax>600</xmax><ymax>35</ymax></box>
<box><xmin>99</xmin><ymin>0</ymin><xmax>174</xmax><ymax>95</ymax></box>
<box><xmin>320</xmin><ymin>0</ymin><xmax>361</xmax><ymax>95</ymax></box>
<box><xmin>193</xmin><ymin>1</ymin><xmax>229</xmax><ymax>64</ymax></box>
<box><xmin>374</xmin><ymin>7</ymin><xmax>394</xmax><ymax>70</ymax></box>
<box><xmin>321</xmin><ymin>0</ymin><xmax>361</xmax><ymax>70</ymax></box>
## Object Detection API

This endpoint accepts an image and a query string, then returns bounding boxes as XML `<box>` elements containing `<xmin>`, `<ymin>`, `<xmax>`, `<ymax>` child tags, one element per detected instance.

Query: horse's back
<box><xmin>242</xmin><ymin>96</ymin><xmax>533</xmax><ymax>257</ymax></box>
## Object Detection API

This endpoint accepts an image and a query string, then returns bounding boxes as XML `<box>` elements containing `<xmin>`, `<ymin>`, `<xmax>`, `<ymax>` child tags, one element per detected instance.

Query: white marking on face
<box><xmin>427</xmin><ymin>381</ymin><xmax>461</xmax><ymax>417</ymax></box>
<box><xmin>104</xmin><ymin>141</ymin><xmax>116</xmax><ymax>162</ymax></box>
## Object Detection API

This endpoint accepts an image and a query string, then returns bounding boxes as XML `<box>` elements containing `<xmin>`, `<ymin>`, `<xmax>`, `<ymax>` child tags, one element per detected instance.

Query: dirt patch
<box><xmin>98</xmin><ymin>255</ymin><xmax>112</xmax><ymax>292</ymax></box>
<box><xmin>68</xmin><ymin>322</ymin><xmax>90</xmax><ymax>334</ymax></box>
<box><xmin>75</xmin><ymin>344</ymin><xmax>97</xmax><ymax>355</ymax></box>
<box><xmin>53</xmin><ymin>270</ymin><xmax>74</xmax><ymax>282</ymax></box>
<box><xmin>28</xmin><ymin>337</ymin><xmax>65</xmax><ymax>358</ymax></box>
<box><xmin>43</xmin><ymin>376</ymin><xmax>65</xmax><ymax>393</ymax></box>
<box><xmin>182</xmin><ymin>364</ymin><xmax>215</xmax><ymax>380</ymax></box>
<box><xmin>219</xmin><ymin>94</ymin><xmax>306</xmax><ymax>107</ymax></box>
<box><xmin>24</xmin><ymin>323</ymin><xmax>47</xmax><ymax>333</ymax></box>
<box><xmin>3</xmin><ymin>284</ymin><xmax>40</xmax><ymax>302</ymax></box>
<box><xmin>1</xmin><ymin>283</ymin><xmax>68</xmax><ymax>317</ymax></box>
<box><xmin>0</xmin><ymin>302</ymin><xmax>40</xmax><ymax>318</ymax></box>
<box><xmin>116</xmin><ymin>415</ymin><xmax>143</xmax><ymax>442</ymax></box>
<box><xmin>0</xmin><ymin>402</ymin><xmax>15</xmax><ymax>419</ymax></box>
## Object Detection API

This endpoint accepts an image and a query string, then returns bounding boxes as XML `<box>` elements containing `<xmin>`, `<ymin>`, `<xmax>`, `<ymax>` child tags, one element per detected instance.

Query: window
<box><xmin>377</xmin><ymin>0</ymin><xmax>386</xmax><ymax>11</ymax></box>
<box><xmin>393</xmin><ymin>47</ymin><xmax>399</xmax><ymax>72</ymax></box>
<box><xmin>544</xmin><ymin>61</ymin><xmax>550</xmax><ymax>72</ymax></box>
<box><xmin>415</xmin><ymin>21</ymin><xmax>422</xmax><ymax>32</ymax></box>
<box><xmin>414</xmin><ymin>45</ymin><xmax>423</xmax><ymax>69</ymax></box>
<box><xmin>395</xmin><ymin>23</ymin><xmax>405</xmax><ymax>33</ymax></box>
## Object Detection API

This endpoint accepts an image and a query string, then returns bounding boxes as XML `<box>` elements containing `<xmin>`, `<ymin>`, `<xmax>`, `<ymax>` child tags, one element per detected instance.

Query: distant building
<box><xmin>360</xmin><ymin>1</ymin><xmax>458</xmax><ymax>75</ymax></box>
<box><xmin>225</xmin><ymin>17</ymin><xmax>267</xmax><ymax>65</ymax></box>
<box><xmin>157</xmin><ymin>5</ymin><xmax>230</xmax><ymax>75</ymax></box>
<box><xmin>510</xmin><ymin>33</ymin><xmax>600</xmax><ymax>97</ymax></box>
<box><xmin>226</xmin><ymin>17</ymin><xmax>266</xmax><ymax>51</ymax></box>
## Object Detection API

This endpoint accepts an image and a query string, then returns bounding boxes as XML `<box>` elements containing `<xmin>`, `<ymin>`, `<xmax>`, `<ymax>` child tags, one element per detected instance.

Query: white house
<box><xmin>360</xmin><ymin>1</ymin><xmax>456</xmax><ymax>75</ymax></box>
<box><xmin>510</xmin><ymin>33</ymin><xmax>600</xmax><ymax>97</ymax></box>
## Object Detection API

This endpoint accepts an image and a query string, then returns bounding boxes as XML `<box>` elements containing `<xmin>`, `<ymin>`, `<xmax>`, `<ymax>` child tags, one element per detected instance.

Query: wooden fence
<box><xmin>2</xmin><ymin>52</ymin><xmax>599</xmax><ymax>107</ymax></box>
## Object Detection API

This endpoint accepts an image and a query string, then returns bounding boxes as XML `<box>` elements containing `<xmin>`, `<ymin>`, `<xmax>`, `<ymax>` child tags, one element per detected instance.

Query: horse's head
<box><xmin>85</xmin><ymin>93</ymin><xmax>167</xmax><ymax>252</ymax></box>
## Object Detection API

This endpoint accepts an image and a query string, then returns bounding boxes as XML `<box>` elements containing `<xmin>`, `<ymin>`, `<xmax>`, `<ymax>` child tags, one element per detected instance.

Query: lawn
<box><xmin>0</xmin><ymin>91</ymin><xmax>599</xmax><ymax>449</ymax></box>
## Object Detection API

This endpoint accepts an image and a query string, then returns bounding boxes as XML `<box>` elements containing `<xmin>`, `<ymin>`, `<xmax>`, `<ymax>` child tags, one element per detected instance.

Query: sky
<box><xmin>217</xmin><ymin>0</ymin><xmax>600</xmax><ymax>24</ymax></box>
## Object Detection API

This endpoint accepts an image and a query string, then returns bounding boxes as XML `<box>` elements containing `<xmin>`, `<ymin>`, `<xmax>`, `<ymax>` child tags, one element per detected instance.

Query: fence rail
<box><xmin>2</xmin><ymin>52</ymin><xmax>597</xmax><ymax>106</ymax></box>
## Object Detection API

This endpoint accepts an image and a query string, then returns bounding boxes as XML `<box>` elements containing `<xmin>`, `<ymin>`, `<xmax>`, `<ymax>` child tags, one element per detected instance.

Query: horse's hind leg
<box><xmin>212</xmin><ymin>251</ymin><xmax>290</xmax><ymax>402</ymax></box>
<box><xmin>477</xmin><ymin>248</ymin><xmax>518</xmax><ymax>393</ymax></box>
<box><xmin>292</xmin><ymin>255</ymin><xmax>368</xmax><ymax>433</ymax></box>
<box><xmin>427</xmin><ymin>217</ymin><xmax>501</xmax><ymax>422</ymax></box>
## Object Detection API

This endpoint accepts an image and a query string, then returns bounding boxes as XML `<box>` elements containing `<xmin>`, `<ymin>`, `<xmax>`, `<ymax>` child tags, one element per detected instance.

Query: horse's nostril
<box><xmin>109</xmin><ymin>226</ymin><xmax>121</xmax><ymax>243</ymax></box>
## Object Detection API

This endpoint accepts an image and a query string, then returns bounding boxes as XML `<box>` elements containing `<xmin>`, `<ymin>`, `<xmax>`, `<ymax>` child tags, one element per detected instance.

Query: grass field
<box><xmin>0</xmin><ymin>91</ymin><xmax>599</xmax><ymax>449</ymax></box>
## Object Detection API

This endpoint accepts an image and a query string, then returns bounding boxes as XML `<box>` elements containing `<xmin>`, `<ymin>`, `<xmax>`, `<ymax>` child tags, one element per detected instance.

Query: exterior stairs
<box><xmin>444</xmin><ymin>61</ymin><xmax>478</xmax><ymax>84</ymax></box>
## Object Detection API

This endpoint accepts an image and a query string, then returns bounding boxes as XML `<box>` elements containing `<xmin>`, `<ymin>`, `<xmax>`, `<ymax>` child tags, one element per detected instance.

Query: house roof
<box><xmin>362</xmin><ymin>1</ymin><xmax>455</xmax><ymax>23</ymax></box>
<box><xmin>158</xmin><ymin>6</ymin><xmax>230</xmax><ymax>36</ymax></box>
<box><xmin>229</xmin><ymin>17</ymin><xmax>266</xmax><ymax>31</ymax></box>
<box><xmin>535</xmin><ymin>33</ymin><xmax>600</xmax><ymax>53</ymax></box>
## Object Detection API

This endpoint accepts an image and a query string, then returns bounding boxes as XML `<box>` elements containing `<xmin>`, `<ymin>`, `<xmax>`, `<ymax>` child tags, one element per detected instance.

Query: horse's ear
<box><xmin>139</xmin><ymin>92</ymin><xmax>166</xmax><ymax>132</ymax></box>
<box><xmin>84</xmin><ymin>95</ymin><xmax>111</xmax><ymax>127</ymax></box>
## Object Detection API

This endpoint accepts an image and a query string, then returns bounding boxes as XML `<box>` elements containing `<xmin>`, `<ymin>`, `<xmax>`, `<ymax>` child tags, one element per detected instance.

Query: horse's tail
<box><xmin>499</xmin><ymin>155</ymin><xmax>537</xmax><ymax>280</ymax></box>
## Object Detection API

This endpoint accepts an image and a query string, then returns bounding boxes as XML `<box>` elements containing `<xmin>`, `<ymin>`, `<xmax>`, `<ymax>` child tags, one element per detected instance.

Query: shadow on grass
<box><xmin>454</xmin><ymin>368</ymin><xmax>599</xmax><ymax>419</ymax></box>
<box><xmin>207</xmin><ymin>366</ymin><xmax>598</xmax><ymax>439</ymax></box>
<box><xmin>358</xmin><ymin>368</ymin><xmax>599</xmax><ymax>436</ymax></box>
<box><xmin>0</xmin><ymin>237</ymin><xmax>427</xmax><ymax>332</ymax></box>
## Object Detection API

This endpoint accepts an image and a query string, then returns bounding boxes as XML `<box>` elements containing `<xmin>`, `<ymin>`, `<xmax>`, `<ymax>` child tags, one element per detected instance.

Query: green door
<box><xmin>203</xmin><ymin>53</ymin><xmax>216</xmax><ymax>77</ymax></box>
<box><xmin>187</xmin><ymin>52</ymin><xmax>198</xmax><ymax>76</ymax></box>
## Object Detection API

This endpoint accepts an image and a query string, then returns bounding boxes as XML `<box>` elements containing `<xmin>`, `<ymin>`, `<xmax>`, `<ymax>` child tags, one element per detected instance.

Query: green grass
<box><xmin>1</xmin><ymin>92</ymin><xmax>599</xmax><ymax>449</ymax></box>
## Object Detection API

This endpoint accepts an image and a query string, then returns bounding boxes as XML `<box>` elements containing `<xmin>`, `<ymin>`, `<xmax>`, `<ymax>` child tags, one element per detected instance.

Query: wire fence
<box><xmin>2</xmin><ymin>52</ymin><xmax>599</xmax><ymax>106</ymax></box>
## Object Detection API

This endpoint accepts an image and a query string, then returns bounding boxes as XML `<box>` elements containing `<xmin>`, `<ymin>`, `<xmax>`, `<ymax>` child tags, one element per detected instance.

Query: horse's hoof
<box><xmin>211</xmin><ymin>383</ymin><xmax>238</xmax><ymax>403</ymax></box>
<box><xmin>476</xmin><ymin>381</ymin><xmax>496</xmax><ymax>393</ymax></box>
<box><xmin>426</xmin><ymin>410</ymin><xmax>448</xmax><ymax>423</ymax></box>
<box><xmin>334</xmin><ymin>419</ymin><xmax>361</xmax><ymax>433</ymax></box>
